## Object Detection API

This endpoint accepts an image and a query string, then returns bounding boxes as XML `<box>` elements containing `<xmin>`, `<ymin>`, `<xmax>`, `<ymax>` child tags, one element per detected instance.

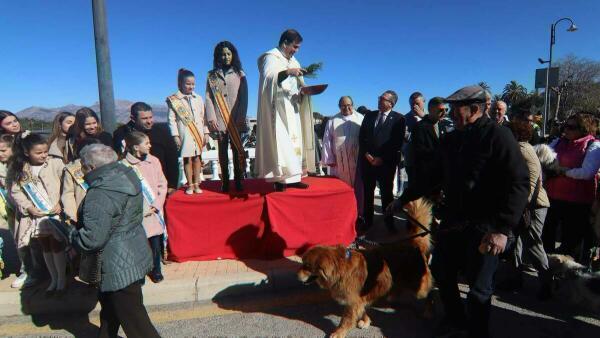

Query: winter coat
<box><xmin>122</xmin><ymin>153</ymin><xmax>167</xmax><ymax>238</ymax></box>
<box><xmin>519</xmin><ymin>142</ymin><xmax>550</xmax><ymax>208</ymax></box>
<box><xmin>205</xmin><ymin>68</ymin><xmax>249</xmax><ymax>132</ymax></box>
<box><xmin>10</xmin><ymin>158</ymin><xmax>64</xmax><ymax>248</ymax></box>
<box><xmin>401</xmin><ymin>116</ymin><xmax>530</xmax><ymax>235</ymax></box>
<box><xmin>112</xmin><ymin>121</ymin><xmax>180</xmax><ymax>189</ymax></box>
<box><xmin>68</xmin><ymin>162</ymin><xmax>152</xmax><ymax>292</ymax></box>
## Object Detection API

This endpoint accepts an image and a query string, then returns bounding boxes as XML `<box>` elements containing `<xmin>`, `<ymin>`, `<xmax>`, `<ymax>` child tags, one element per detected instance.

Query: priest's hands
<box><xmin>287</xmin><ymin>68</ymin><xmax>305</xmax><ymax>77</ymax></box>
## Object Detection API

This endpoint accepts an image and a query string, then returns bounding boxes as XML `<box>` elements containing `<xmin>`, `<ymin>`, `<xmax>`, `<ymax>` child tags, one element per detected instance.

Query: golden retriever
<box><xmin>297</xmin><ymin>199</ymin><xmax>433</xmax><ymax>338</ymax></box>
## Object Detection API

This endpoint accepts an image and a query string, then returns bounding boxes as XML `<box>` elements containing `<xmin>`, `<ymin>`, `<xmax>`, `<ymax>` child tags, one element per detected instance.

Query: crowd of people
<box><xmin>0</xmin><ymin>27</ymin><xmax>598</xmax><ymax>337</ymax></box>
<box><xmin>0</xmin><ymin>36</ymin><xmax>252</xmax><ymax>336</ymax></box>
<box><xmin>320</xmin><ymin>84</ymin><xmax>600</xmax><ymax>336</ymax></box>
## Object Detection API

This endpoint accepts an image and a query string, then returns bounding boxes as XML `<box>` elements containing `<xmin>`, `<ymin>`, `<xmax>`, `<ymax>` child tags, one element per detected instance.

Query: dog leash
<box><xmin>351</xmin><ymin>208</ymin><xmax>432</xmax><ymax>250</ymax></box>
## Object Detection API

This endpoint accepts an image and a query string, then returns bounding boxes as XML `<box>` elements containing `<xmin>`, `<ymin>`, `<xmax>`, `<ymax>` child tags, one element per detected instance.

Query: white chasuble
<box><xmin>256</xmin><ymin>48</ymin><xmax>315</xmax><ymax>183</ymax></box>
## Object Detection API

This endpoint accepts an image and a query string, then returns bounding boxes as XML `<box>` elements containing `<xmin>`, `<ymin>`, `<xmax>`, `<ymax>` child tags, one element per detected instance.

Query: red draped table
<box><xmin>165</xmin><ymin>177</ymin><xmax>357</xmax><ymax>262</ymax></box>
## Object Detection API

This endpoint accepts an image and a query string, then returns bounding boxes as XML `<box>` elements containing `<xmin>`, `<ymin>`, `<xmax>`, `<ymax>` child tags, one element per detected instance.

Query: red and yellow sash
<box><xmin>208</xmin><ymin>72</ymin><xmax>245</xmax><ymax>168</ymax></box>
<box><xmin>167</xmin><ymin>95</ymin><xmax>204</xmax><ymax>151</ymax></box>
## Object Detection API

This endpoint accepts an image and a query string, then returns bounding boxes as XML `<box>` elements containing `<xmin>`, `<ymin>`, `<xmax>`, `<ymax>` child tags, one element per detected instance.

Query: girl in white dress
<box><xmin>167</xmin><ymin>69</ymin><xmax>208</xmax><ymax>194</ymax></box>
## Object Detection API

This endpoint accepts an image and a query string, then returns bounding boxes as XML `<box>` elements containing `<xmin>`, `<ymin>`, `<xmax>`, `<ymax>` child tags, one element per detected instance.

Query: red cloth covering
<box><xmin>165</xmin><ymin>177</ymin><xmax>357</xmax><ymax>262</ymax></box>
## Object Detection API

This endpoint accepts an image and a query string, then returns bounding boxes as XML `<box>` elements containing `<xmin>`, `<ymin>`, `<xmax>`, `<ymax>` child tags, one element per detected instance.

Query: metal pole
<box><xmin>91</xmin><ymin>0</ymin><xmax>116</xmax><ymax>133</ymax></box>
<box><xmin>542</xmin><ymin>24</ymin><xmax>554</xmax><ymax>137</ymax></box>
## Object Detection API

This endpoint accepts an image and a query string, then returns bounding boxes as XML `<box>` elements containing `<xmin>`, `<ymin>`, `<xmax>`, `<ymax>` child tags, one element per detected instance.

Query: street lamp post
<box><xmin>542</xmin><ymin>17</ymin><xmax>577</xmax><ymax>136</ymax></box>
<box><xmin>92</xmin><ymin>0</ymin><xmax>117</xmax><ymax>133</ymax></box>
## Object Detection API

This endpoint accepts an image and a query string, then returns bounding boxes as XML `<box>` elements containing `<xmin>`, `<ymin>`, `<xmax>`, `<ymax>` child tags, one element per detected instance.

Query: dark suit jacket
<box><xmin>409</xmin><ymin>115</ymin><xmax>447</xmax><ymax>172</ymax></box>
<box><xmin>359</xmin><ymin>110</ymin><xmax>406</xmax><ymax>169</ymax></box>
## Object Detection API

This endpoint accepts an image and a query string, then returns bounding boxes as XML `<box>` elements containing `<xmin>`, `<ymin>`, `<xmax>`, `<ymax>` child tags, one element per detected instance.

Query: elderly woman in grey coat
<box><xmin>66</xmin><ymin>144</ymin><xmax>160</xmax><ymax>338</ymax></box>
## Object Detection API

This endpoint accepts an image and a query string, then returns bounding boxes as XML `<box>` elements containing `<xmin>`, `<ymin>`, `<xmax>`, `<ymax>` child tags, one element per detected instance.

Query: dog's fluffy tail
<box><xmin>534</xmin><ymin>143</ymin><xmax>557</xmax><ymax>166</ymax></box>
<box><xmin>404</xmin><ymin>198</ymin><xmax>433</xmax><ymax>254</ymax></box>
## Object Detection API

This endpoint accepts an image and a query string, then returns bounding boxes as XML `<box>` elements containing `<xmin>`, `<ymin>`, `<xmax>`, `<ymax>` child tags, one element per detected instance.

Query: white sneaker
<box><xmin>11</xmin><ymin>273</ymin><xmax>27</xmax><ymax>289</ymax></box>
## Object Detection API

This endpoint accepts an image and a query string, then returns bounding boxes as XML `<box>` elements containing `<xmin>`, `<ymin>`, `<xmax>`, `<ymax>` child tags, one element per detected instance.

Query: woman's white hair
<box><xmin>80</xmin><ymin>144</ymin><xmax>118</xmax><ymax>169</ymax></box>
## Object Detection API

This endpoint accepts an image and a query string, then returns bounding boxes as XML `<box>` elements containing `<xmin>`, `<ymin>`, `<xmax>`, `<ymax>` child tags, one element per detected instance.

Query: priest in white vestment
<box><xmin>256</xmin><ymin>29</ymin><xmax>315</xmax><ymax>191</ymax></box>
<box><xmin>321</xmin><ymin>96</ymin><xmax>364</xmax><ymax>214</ymax></box>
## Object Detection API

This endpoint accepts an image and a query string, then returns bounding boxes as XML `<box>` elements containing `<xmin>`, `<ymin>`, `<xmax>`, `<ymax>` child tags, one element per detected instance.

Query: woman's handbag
<box><xmin>79</xmin><ymin>198</ymin><xmax>130</xmax><ymax>286</ymax></box>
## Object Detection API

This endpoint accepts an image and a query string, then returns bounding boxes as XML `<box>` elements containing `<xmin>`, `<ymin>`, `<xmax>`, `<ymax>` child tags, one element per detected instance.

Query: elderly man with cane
<box><xmin>391</xmin><ymin>85</ymin><xmax>529</xmax><ymax>338</ymax></box>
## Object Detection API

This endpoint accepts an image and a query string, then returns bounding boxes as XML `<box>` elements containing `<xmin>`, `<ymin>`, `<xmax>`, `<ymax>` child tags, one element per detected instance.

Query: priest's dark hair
<box><xmin>213</xmin><ymin>41</ymin><xmax>243</xmax><ymax>75</ymax></box>
<box><xmin>131</xmin><ymin>102</ymin><xmax>153</xmax><ymax>119</ymax></box>
<box><xmin>279</xmin><ymin>29</ymin><xmax>303</xmax><ymax>46</ymax></box>
<box><xmin>177</xmin><ymin>68</ymin><xmax>195</xmax><ymax>85</ymax></box>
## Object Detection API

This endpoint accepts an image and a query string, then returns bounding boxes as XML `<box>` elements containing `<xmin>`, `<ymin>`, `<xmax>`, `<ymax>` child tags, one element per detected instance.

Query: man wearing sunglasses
<box><xmin>394</xmin><ymin>85</ymin><xmax>529</xmax><ymax>338</ymax></box>
<box><xmin>358</xmin><ymin>90</ymin><xmax>406</xmax><ymax>235</ymax></box>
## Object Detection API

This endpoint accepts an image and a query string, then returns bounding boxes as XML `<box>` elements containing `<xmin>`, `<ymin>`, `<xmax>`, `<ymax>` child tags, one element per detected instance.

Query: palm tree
<box><xmin>502</xmin><ymin>81</ymin><xmax>528</xmax><ymax>107</ymax></box>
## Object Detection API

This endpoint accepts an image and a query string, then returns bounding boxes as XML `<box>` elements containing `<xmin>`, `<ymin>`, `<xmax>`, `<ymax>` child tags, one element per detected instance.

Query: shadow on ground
<box><xmin>19</xmin><ymin>278</ymin><xmax>99</xmax><ymax>337</ymax></box>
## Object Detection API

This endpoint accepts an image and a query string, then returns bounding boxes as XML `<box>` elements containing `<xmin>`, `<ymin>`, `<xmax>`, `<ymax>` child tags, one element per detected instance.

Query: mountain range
<box><xmin>16</xmin><ymin>100</ymin><xmax>168</xmax><ymax>122</ymax></box>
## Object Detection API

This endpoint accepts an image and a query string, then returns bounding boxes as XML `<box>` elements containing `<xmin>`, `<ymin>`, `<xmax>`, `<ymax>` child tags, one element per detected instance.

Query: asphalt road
<box><xmin>2</xmin><ymin>281</ymin><xmax>599</xmax><ymax>338</ymax></box>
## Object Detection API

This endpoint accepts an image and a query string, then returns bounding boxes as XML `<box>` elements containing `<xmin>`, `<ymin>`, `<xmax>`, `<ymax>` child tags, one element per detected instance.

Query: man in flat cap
<box><xmin>392</xmin><ymin>85</ymin><xmax>529</xmax><ymax>337</ymax></box>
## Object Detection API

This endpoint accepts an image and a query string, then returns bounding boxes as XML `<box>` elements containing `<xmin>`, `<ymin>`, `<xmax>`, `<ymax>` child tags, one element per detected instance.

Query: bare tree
<box><xmin>554</xmin><ymin>54</ymin><xmax>600</xmax><ymax>119</ymax></box>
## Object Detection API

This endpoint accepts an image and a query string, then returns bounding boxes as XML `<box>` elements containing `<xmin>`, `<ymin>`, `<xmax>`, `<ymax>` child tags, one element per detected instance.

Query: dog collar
<box><xmin>345</xmin><ymin>248</ymin><xmax>352</xmax><ymax>260</ymax></box>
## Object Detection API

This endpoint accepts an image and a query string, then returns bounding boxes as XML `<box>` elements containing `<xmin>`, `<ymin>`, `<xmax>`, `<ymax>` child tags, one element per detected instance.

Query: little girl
<box><xmin>9</xmin><ymin>132</ymin><xmax>66</xmax><ymax>295</ymax></box>
<box><xmin>167</xmin><ymin>68</ymin><xmax>209</xmax><ymax>194</ymax></box>
<box><xmin>122</xmin><ymin>131</ymin><xmax>167</xmax><ymax>283</ymax></box>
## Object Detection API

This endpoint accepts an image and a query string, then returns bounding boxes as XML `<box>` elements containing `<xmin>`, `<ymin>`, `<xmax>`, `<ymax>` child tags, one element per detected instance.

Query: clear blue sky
<box><xmin>1</xmin><ymin>0</ymin><xmax>598</xmax><ymax>117</ymax></box>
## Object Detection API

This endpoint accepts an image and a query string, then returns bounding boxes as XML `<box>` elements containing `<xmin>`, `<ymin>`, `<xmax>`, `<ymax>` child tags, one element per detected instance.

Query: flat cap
<box><xmin>445</xmin><ymin>85</ymin><xmax>488</xmax><ymax>104</ymax></box>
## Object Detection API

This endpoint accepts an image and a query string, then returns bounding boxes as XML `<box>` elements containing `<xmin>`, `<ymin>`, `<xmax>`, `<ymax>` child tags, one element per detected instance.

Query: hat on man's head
<box><xmin>445</xmin><ymin>85</ymin><xmax>488</xmax><ymax>104</ymax></box>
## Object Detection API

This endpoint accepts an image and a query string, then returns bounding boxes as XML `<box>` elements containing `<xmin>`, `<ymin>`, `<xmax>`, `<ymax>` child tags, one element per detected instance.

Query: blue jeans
<box><xmin>431</xmin><ymin>224</ymin><xmax>507</xmax><ymax>338</ymax></box>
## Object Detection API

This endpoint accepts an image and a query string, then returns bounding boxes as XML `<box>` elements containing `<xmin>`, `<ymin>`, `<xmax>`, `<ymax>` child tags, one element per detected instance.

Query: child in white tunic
<box><xmin>167</xmin><ymin>69</ymin><xmax>208</xmax><ymax>194</ymax></box>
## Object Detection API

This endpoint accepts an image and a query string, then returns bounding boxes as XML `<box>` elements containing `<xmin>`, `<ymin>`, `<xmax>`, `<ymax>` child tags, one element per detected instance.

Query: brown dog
<box><xmin>297</xmin><ymin>199</ymin><xmax>434</xmax><ymax>338</ymax></box>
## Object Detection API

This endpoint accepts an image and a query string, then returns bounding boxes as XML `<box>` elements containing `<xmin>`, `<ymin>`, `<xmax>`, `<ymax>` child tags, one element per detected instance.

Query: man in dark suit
<box><xmin>358</xmin><ymin>90</ymin><xmax>406</xmax><ymax>234</ymax></box>
<box><xmin>408</xmin><ymin>96</ymin><xmax>448</xmax><ymax>187</ymax></box>
<box><xmin>113</xmin><ymin>102</ymin><xmax>180</xmax><ymax>192</ymax></box>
